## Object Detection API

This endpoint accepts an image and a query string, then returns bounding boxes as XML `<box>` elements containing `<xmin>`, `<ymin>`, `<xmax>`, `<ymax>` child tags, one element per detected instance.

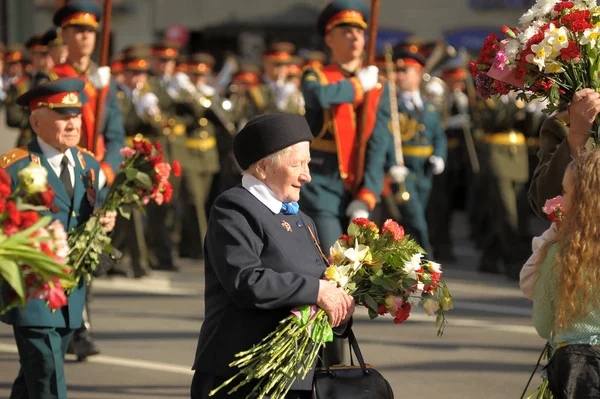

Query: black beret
<box><xmin>233</xmin><ymin>114</ymin><xmax>314</xmax><ymax>170</ymax></box>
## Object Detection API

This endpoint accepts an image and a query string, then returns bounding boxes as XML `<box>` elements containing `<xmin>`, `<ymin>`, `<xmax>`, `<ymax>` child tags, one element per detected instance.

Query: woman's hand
<box><xmin>569</xmin><ymin>89</ymin><xmax>600</xmax><ymax>157</ymax></box>
<box><xmin>98</xmin><ymin>210</ymin><xmax>117</xmax><ymax>233</ymax></box>
<box><xmin>317</xmin><ymin>280</ymin><xmax>354</xmax><ymax>327</ymax></box>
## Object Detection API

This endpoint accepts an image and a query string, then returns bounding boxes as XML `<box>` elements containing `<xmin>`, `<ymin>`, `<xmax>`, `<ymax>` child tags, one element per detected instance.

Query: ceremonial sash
<box><xmin>53</xmin><ymin>63</ymin><xmax>108</xmax><ymax>161</ymax></box>
<box><xmin>313</xmin><ymin>64</ymin><xmax>383</xmax><ymax>188</ymax></box>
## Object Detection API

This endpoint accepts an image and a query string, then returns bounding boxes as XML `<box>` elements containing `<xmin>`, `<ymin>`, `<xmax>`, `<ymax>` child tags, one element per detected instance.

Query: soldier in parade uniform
<box><xmin>4</xmin><ymin>45</ymin><xmax>34</xmax><ymax>148</ymax></box>
<box><xmin>40</xmin><ymin>27</ymin><xmax>68</xmax><ymax>69</ymax></box>
<box><xmin>25</xmin><ymin>35</ymin><xmax>51</xmax><ymax>84</ymax></box>
<box><xmin>109</xmin><ymin>46</ymin><xmax>153</xmax><ymax>278</ymax></box>
<box><xmin>0</xmin><ymin>78</ymin><xmax>116</xmax><ymax>399</ymax></box>
<box><xmin>476</xmin><ymin>95</ymin><xmax>529</xmax><ymax>278</ymax></box>
<box><xmin>35</xmin><ymin>0</ymin><xmax>126</xmax><ymax>360</ymax></box>
<box><xmin>178</xmin><ymin>52</ymin><xmax>223</xmax><ymax>257</ymax></box>
<box><xmin>393</xmin><ymin>50</ymin><xmax>447</xmax><ymax>257</ymax></box>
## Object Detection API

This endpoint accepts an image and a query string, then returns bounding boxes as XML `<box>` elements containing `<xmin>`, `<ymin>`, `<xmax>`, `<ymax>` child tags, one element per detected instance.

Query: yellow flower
<box><xmin>324</xmin><ymin>265</ymin><xmax>338</xmax><ymax>281</ymax></box>
<box><xmin>18</xmin><ymin>162</ymin><xmax>48</xmax><ymax>194</ymax></box>
<box><xmin>344</xmin><ymin>240</ymin><xmax>371</xmax><ymax>271</ymax></box>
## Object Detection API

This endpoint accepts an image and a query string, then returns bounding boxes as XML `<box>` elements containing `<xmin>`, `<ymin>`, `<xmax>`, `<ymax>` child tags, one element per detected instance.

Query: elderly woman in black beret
<box><xmin>190</xmin><ymin>113</ymin><xmax>355</xmax><ymax>399</ymax></box>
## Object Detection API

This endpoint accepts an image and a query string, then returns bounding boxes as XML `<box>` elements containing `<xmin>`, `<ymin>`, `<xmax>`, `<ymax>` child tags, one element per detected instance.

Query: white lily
<box><xmin>329</xmin><ymin>240</ymin><xmax>346</xmax><ymax>265</ymax></box>
<box><xmin>581</xmin><ymin>26</ymin><xmax>600</xmax><ymax>48</ymax></box>
<box><xmin>343</xmin><ymin>240</ymin><xmax>371</xmax><ymax>271</ymax></box>
<box><xmin>546</xmin><ymin>26</ymin><xmax>570</xmax><ymax>53</ymax></box>
<box><xmin>429</xmin><ymin>261</ymin><xmax>443</xmax><ymax>274</ymax></box>
<box><xmin>544</xmin><ymin>61</ymin><xmax>565</xmax><ymax>73</ymax></box>
<box><xmin>527</xmin><ymin>42</ymin><xmax>553</xmax><ymax>70</ymax></box>
<box><xmin>404</xmin><ymin>253</ymin><xmax>423</xmax><ymax>280</ymax></box>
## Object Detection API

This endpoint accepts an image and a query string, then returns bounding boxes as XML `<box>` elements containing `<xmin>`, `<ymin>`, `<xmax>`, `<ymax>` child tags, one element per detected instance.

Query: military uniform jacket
<box><xmin>301</xmin><ymin>64</ymin><xmax>391</xmax><ymax>212</ymax></box>
<box><xmin>0</xmin><ymin>139</ymin><xmax>101</xmax><ymax>328</ymax></box>
<box><xmin>36</xmin><ymin>63</ymin><xmax>125</xmax><ymax>186</ymax></box>
<box><xmin>396</xmin><ymin>97</ymin><xmax>447</xmax><ymax>175</ymax></box>
<box><xmin>192</xmin><ymin>186</ymin><xmax>324</xmax><ymax>389</ymax></box>
<box><xmin>5</xmin><ymin>75</ymin><xmax>33</xmax><ymax>144</ymax></box>
<box><xmin>528</xmin><ymin>111</ymin><xmax>569</xmax><ymax>218</ymax></box>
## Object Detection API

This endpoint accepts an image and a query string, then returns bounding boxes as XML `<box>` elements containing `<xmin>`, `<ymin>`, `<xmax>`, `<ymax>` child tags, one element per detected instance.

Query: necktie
<box><xmin>60</xmin><ymin>155</ymin><xmax>74</xmax><ymax>200</ymax></box>
<box><xmin>281</xmin><ymin>201</ymin><xmax>299</xmax><ymax>215</ymax></box>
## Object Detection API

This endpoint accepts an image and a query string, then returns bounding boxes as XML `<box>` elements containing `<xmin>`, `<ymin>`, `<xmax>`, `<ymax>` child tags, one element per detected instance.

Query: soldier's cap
<box><xmin>287</xmin><ymin>56</ymin><xmax>304</xmax><ymax>77</ymax></box>
<box><xmin>41</xmin><ymin>27</ymin><xmax>64</xmax><ymax>48</ymax></box>
<box><xmin>151</xmin><ymin>40</ymin><xmax>180</xmax><ymax>60</ymax></box>
<box><xmin>263</xmin><ymin>42</ymin><xmax>295</xmax><ymax>64</ymax></box>
<box><xmin>5</xmin><ymin>44</ymin><xmax>26</xmax><ymax>64</ymax></box>
<box><xmin>441</xmin><ymin>68</ymin><xmax>467</xmax><ymax>81</ymax></box>
<box><xmin>25</xmin><ymin>35</ymin><xmax>48</xmax><ymax>54</ymax></box>
<box><xmin>121</xmin><ymin>45</ymin><xmax>151</xmax><ymax>72</ymax></box>
<box><xmin>395</xmin><ymin>36</ymin><xmax>437</xmax><ymax>59</ymax></box>
<box><xmin>317</xmin><ymin>0</ymin><xmax>369</xmax><ymax>37</ymax></box>
<box><xmin>53</xmin><ymin>0</ymin><xmax>102</xmax><ymax>30</ymax></box>
<box><xmin>110</xmin><ymin>53</ymin><xmax>125</xmax><ymax>73</ymax></box>
<box><xmin>232</xmin><ymin>64</ymin><xmax>260</xmax><ymax>85</ymax></box>
<box><xmin>392</xmin><ymin>49</ymin><xmax>426</xmax><ymax>72</ymax></box>
<box><xmin>304</xmin><ymin>50</ymin><xmax>327</xmax><ymax>69</ymax></box>
<box><xmin>16</xmin><ymin>77</ymin><xmax>85</xmax><ymax>115</ymax></box>
<box><xmin>233</xmin><ymin>113</ymin><xmax>314</xmax><ymax>171</ymax></box>
<box><xmin>188</xmin><ymin>53</ymin><xmax>215</xmax><ymax>75</ymax></box>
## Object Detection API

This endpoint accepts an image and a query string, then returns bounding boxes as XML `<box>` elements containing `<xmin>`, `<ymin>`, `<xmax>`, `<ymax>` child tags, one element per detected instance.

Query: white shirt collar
<box><xmin>37</xmin><ymin>136</ymin><xmax>76</xmax><ymax>170</ymax></box>
<box><xmin>242</xmin><ymin>174</ymin><xmax>282</xmax><ymax>214</ymax></box>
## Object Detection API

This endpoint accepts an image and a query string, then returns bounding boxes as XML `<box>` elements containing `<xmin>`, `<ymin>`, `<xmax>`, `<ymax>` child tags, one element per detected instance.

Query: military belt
<box><xmin>186</xmin><ymin>136</ymin><xmax>217</xmax><ymax>151</ymax></box>
<box><xmin>403</xmin><ymin>146</ymin><xmax>434</xmax><ymax>158</ymax></box>
<box><xmin>483</xmin><ymin>131</ymin><xmax>526</xmax><ymax>146</ymax></box>
<box><xmin>311</xmin><ymin>138</ymin><xmax>337</xmax><ymax>153</ymax></box>
<box><xmin>447</xmin><ymin>138</ymin><xmax>460</xmax><ymax>149</ymax></box>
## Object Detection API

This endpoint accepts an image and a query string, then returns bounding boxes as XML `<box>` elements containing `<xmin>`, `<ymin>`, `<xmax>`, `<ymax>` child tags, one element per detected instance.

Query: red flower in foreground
<box><xmin>47</xmin><ymin>281</ymin><xmax>67</xmax><ymax>310</ymax></box>
<box><xmin>554</xmin><ymin>1</ymin><xmax>574</xmax><ymax>12</ymax></box>
<box><xmin>560</xmin><ymin>40</ymin><xmax>580</xmax><ymax>61</ymax></box>
<box><xmin>393</xmin><ymin>302</ymin><xmax>411</xmax><ymax>324</ymax></box>
<box><xmin>352</xmin><ymin>218</ymin><xmax>371</xmax><ymax>228</ymax></box>
<box><xmin>339</xmin><ymin>234</ymin><xmax>354</xmax><ymax>246</ymax></box>
<box><xmin>172</xmin><ymin>160</ymin><xmax>182</xmax><ymax>177</ymax></box>
<box><xmin>39</xmin><ymin>185</ymin><xmax>55</xmax><ymax>208</ymax></box>
<box><xmin>153</xmin><ymin>141</ymin><xmax>163</xmax><ymax>153</ymax></box>
<box><xmin>133</xmin><ymin>140</ymin><xmax>153</xmax><ymax>156</ymax></box>
<box><xmin>382</xmin><ymin>219</ymin><xmax>405</xmax><ymax>242</ymax></box>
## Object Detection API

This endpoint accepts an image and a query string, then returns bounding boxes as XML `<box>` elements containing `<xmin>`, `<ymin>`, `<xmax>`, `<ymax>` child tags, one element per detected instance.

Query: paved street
<box><xmin>0</xmin><ymin>207</ymin><xmax>549</xmax><ymax>399</ymax></box>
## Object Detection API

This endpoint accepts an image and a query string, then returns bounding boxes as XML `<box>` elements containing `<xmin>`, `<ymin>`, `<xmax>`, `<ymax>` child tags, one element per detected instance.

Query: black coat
<box><xmin>192</xmin><ymin>185</ymin><xmax>326</xmax><ymax>391</ymax></box>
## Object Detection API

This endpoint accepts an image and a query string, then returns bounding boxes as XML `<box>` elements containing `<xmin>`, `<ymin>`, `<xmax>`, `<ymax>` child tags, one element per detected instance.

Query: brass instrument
<box><xmin>384</xmin><ymin>43</ymin><xmax>410</xmax><ymax>205</ymax></box>
<box><xmin>132</xmin><ymin>81</ymin><xmax>167</xmax><ymax>130</ymax></box>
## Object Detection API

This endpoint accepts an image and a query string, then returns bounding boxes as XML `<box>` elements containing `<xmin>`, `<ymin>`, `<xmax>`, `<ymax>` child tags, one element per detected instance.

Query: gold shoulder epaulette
<box><xmin>76</xmin><ymin>146</ymin><xmax>95</xmax><ymax>157</ymax></box>
<box><xmin>554</xmin><ymin>110</ymin><xmax>569</xmax><ymax>126</ymax></box>
<box><xmin>0</xmin><ymin>146</ymin><xmax>29</xmax><ymax>168</ymax></box>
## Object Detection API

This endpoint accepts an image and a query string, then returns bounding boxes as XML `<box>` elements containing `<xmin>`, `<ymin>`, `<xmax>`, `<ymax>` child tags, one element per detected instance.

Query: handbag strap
<box><xmin>321</xmin><ymin>329</ymin><xmax>370</xmax><ymax>376</ymax></box>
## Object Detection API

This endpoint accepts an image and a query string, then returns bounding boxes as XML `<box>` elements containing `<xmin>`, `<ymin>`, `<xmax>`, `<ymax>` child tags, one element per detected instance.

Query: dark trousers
<box><xmin>11</xmin><ymin>326</ymin><xmax>74</xmax><ymax>399</ymax></box>
<box><xmin>190</xmin><ymin>372</ymin><xmax>311</xmax><ymax>399</ymax></box>
<box><xmin>397</xmin><ymin>173</ymin><xmax>433</xmax><ymax>256</ymax></box>
<box><xmin>547</xmin><ymin>345</ymin><xmax>600</xmax><ymax>399</ymax></box>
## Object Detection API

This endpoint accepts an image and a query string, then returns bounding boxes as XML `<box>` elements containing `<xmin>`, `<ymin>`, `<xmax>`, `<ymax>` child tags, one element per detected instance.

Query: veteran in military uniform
<box><xmin>0</xmin><ymin>78</ymin><xmax>116</xmax><ymax>399</ymax></box>
<box><xmin>392</xmin><ymin>50</ymin><xmax>447</xmax><ymax>257</ymax></box>
<box><xmin>4</xmin><ymin>45</ymin><xmax>34</xmax><ymax>147</ymax></box>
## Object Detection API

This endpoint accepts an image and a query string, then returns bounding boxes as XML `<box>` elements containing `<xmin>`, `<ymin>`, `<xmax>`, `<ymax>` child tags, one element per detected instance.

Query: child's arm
<box><xmin>520</xmin><ymin>224</ymin><xmax>557</xmax><ymax>300</ymax></box>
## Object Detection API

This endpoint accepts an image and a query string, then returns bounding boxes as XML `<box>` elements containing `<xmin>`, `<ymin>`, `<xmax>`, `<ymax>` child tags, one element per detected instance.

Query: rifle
<box><xmin>384</xmin><ymin>43</ymin><xmax>410</xmax><ymax>205</ymax></box>
<box><xmin>92</xmin><ymin>0</ymin><xmax>112</xmax><ymax>155</ymax></box>
<box><xmin>351</xmin><ymin>0</ymin><xmax>380</xmax><ymax>195</ymax></box>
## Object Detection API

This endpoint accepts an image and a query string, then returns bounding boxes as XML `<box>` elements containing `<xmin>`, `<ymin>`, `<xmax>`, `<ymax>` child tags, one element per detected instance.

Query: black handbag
<box><xmin>312</xmin><ymin>329</ymin><xmax>394</xmax><ymax>399</ymax></box>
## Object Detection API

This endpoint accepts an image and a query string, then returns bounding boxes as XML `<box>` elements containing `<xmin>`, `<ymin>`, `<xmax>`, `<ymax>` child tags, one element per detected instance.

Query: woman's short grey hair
<box><xmin>242</xmin><ymin>146</ymin><xmax>293</xmax><ymax>176</ymax></box>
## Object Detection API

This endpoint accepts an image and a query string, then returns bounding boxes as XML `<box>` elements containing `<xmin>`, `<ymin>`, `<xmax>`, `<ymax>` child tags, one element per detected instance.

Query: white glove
<box><xmin>389</xmin><ymin>165</ymin><xmax>410</xmax><ymax>183</ymax></box>
<box><xmin>135</xmin><ymin>92</ymin><xmax>160</xmax><ymax>118</ymax></box>
<box><xmin>356</xmin><ymin>66</ymin><xmax>379</xmax><ymax>92</ymax></box>
<box><xmin>88</xmin><ymin>66</ymin><xmax>111</xmax><ymax>89</ymax></box>
<box><xmin>275</xmin><ymin>82</ymin><xmax>299</xmax><ymax>110</ymax></box>
<box><xmin>166</xmin><ymin>72</ymin><xmax>197</xmax><ymax>99</ymax></box>
<box><xmin>429</xmin><ymin>155</ymin><xmax>445</xmax><ymax>175</ymax></box>
<box><xmin>345</xmin><ymin>199</ymin><xmax>370</xmax><ymax>221</ymax></box>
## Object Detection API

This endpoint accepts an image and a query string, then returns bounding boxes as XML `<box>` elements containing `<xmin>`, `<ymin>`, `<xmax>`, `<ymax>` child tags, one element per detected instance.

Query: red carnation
<box><xmin>382</xmin><ymin>219</ymin><xmax>405</xmax><ymax>241</ymax></box>
<box><xmin>134</xmin><ymin>140</ymin><xmax>153</xmax><ymax>156</ymax></box>
<box><xmin>571</xmin><ymin>19</ymin><xmax>592</xmax><ymax>33</ymax></box>
<box><xmin>560</xmin><ymin>40</ymin><xmax>580</xmax><ymax>60</ymax></box>
<box><xmin>339</xmin><ymin>234</ymin><xmax>354</xmax><ymax>246</ymax></box>
<box><xmin>0</xmin><ymin>182</ymin><xmax>11</xmax><ymax>199</ymax></box>
<box><xmin>47</xmin><ymin>281</ymin><xmax>67</xmax><ymax>310</ymax></box>
<box><xmin>393</xmin><ymin>302</ymin><xmax>411</xmax><ymax>324</ymax></box>
<box><xmin>515</xmin><ymin>66</ymin><xmax>529</xmax><ymax>79</ymax></box>
<box><xmin>555</xmin><ymin>1</ymin><xmax>574</xmax><ymax>12</ymax></box>
<box><xmin>0</xmin><ymin>168</ymin><xmax>11</xmax><ymax>186</ymax></box>
<box><xmin>0</xmin><ymin>198</ymin><xmax>6</xmax><ymax>213</ymax></box>
<box><xmin>469</xmin><ymin>62</ymin><xmax>479</xmax><ymax>77</ymax></box>
<box><xmin>153</xmin><ymin>141</ymin><xmax>163</xmax><ymax>153</ymax></box>
<box><xmin>163</xmin><ymin>182</ymin><xmax>173</xmax><ymax>203</ymax></box>
<box><xmin>172</xmin><ymin>160</ymin><xmax>182</xmax><ymax>177</ymax></box>
<box><xmin>494</xmin><ymin>80</ymin><xmax>510</xmax><ymax>95</ymax></box>
<box><xmin>352</xmin><ymin>218</ymin><xmax>371</xmax><ymax>228</ymax></box>
<box><xmin>148</xmin><ymin>154</ymin><xmax>164</xmax><ymax>166</ymax></box>
<box><xmin>527</xmin><ymin>33</ymin><xmax>545</xmax><ymax>47</ymax></box>
<box><xmin>6</xmin><ymin>201</ymin><xmax>21</xmax><ymax>226</ymax></box>
<box><xmin>39</xmin><ymin>185</ymin><xmax>55</xmax><ymax>208</ymax></box>
<box><xmin>423</xmin><ymin>271</ymin><xmax>441</xmax><ymax>293</ymax></box>
<box><xmin>377</xmin><ymin>305</ymin><xmax>388</xmax><ymax>315</ymax></box>
<box><xmin>20</xmin><ymin>211</ymin><xmax>40</xmax><ymax>228</ymax></box>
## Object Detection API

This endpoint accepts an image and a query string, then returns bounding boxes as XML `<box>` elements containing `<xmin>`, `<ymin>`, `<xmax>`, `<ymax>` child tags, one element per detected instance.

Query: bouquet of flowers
<box><xmin>67</xmin><ymin>139</ymin><xmax>181</xmax><ymax>285</ymax></box>
<box><xmin>471</xmin><ymin>0</ymin><xmax>600</xmax><ymax>143</ymax></box>
<box><xmin>210</xmin><ymin>218</ymin><xmax>453</xmax><ymax>399</ymax></box>
<box><xmin>0</xmin><ymin>163</ymin><xmax>74</xmax><ymax>313</ymax></box>
<box><xmin>542</xmin><ymin>195</ymin><xmax>564</xmax><ymax>227</ymax></box>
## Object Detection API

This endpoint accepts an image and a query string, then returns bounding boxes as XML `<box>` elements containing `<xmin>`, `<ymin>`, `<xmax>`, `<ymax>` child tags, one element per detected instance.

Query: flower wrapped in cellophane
<box><xmin>67</xmin><ymin>139</ymin><xmax>181</xmax><ymax>285</ymax></box>
<box><xmin>472</xmin><ymin>0</ymin><xmax>600</xmax><ymax>143</ymax></box>
<box><xmin>0</xmin><ymin>163</ymin><xmax>74</xmax><ymax>313</ymax></box>
<box><xmin>210</xmin><ymin>218</ymin><xmax>453</xmax><ymax>399</ymax></box>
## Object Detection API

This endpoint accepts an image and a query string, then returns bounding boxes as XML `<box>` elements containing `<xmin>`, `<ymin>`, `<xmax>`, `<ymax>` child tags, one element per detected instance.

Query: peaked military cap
<box><xmin>288</xmin><ymin>56</ymin><xmax>304</xmax><ymax>77</ymax></box>
<box><xmin>232</xmin><ymin>63</ymin><xmax>261</xmax><ymax>85</ymax></box>
<box><xmin>16</xmin><ymin>77</ymin><xmax>85</xmax><ymax>115</ymax></box>
<box><xmin>53</xmin><ymin>0</ymin><xmax>102</xmax><ymax>30</ymax></box>
<box><xmin>110</xmin><ymin>53</ymin><xmax>124</xmax><ymax>73</ymax></box>
<box><xmin>5</xmin><ymin>44</ymin><xmax>26</xmax><ymax>63</ymax></box>
<box><xmin>233</xmin><ymin>113</ymin><xmax>314</xmax><ymax>170</ymax></box>
<box><xmin>264</xmin><ymin>42</ymin><xmax>295</xmax><ymax>64</ymax></box>
<box><xmin>188</xmin><ymin>52</ymin><xmax>215</xmax><ymax>75</ymax></box>
<box><xmin>304</xmin><ymin>50</ymin><xmax>327</xmax><ymax>69</ymax></box>
<box><xmin>122</xmin><ymin>45</ymin><xmax>151</xmax><ymax>72</ymax></box>
<box><xmin>25</xmin><ymin>35</ymin><xmax>48</xmax><ymax>54</ymax></box>
<box><xmin>317</xmin><ymin>0</ymin><xmax>369</xmax><ymax>37</ymax></box>
<box><xmin>41</xmin><ymin>27</ymin><xmax>64</xmax><ymax>48</ymax></box>
<box><xmin>392</xmin><ymin>49</ymin><xmax>426</xmax><ymax>71</ymax></box>
<box><xmin>151</xmin><ymin>40</ymin><xmax>180</xmax><ymax>60</ymax></box>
